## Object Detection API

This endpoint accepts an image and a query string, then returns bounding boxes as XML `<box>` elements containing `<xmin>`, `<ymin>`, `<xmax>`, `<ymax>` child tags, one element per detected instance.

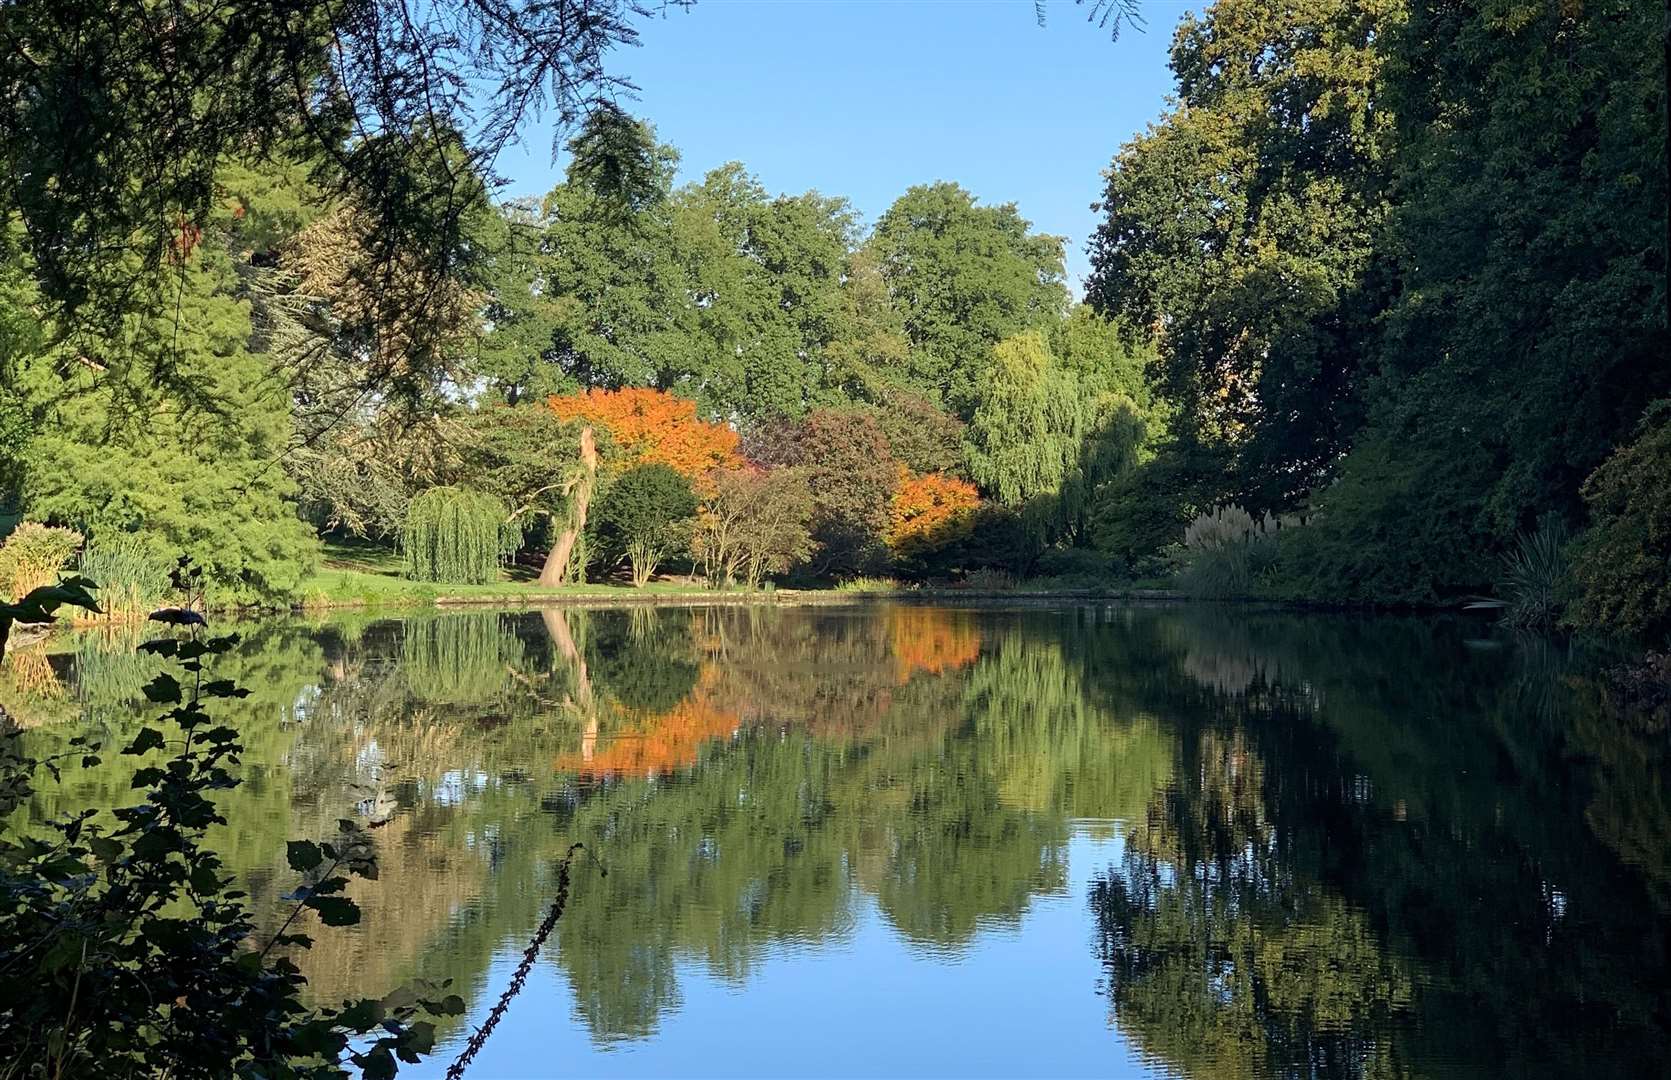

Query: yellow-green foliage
<box><xmin>0</xmin><ymin>522</ymin><xmax>83</xmax><ymax>597</ymax></box>
<box><xmin>400</xmin><ymin>486</ymin><xmax>518</xmax><ymax>584</ymax></box>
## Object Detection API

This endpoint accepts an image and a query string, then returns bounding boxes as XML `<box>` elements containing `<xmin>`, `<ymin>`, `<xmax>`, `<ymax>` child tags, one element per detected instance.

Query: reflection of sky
<box><xmin>414</xmin><ymin>828</ymin><xmax>1168</xmax><ymax>1078</ymax></box>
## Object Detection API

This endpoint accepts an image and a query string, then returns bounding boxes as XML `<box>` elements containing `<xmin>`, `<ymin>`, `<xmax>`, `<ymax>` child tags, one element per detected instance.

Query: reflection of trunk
<box><xmin>538</xmin><ymin>426</ymin><xmax>598</xmax><ymax>587</ymax></box>
<box><xmin>540</xmin><ymin>608</ymin><xmax>591</xmax><ymax>711</ymax></box>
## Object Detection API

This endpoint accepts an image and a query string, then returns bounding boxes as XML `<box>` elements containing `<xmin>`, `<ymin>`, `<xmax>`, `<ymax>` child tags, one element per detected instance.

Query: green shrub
<box><xmin>592</xmin><ymin>463</ymin><xmax>697</xmax><ymax>587</ymax></box>
<box><xmin>1497</xmin><ymin>513</ymin><xmax>1570</xmax><ymax>628</ymax></box>
<box><xmin>0</xmin><ymin>521</ymin><xmax>84</xmax><ymax>597</ymax></box>
<box><xmin>1568</xmin><ymin>403</ymin><xmax>1671</xmax><ymax>641</ymax></box>
<box><xmin>78</xmin><ymin>533</ymin><xmax>176</xmax><ymax>617</ymax></box>
<box><xmin>1086</xmin><ymin>447</ymin><xmax>1207</xmax><ymax>577</ymax></box>
<box><xmin>400</xmin><ymin>486</ymin><xmax>519</xmax><ymax>584</ymax></box>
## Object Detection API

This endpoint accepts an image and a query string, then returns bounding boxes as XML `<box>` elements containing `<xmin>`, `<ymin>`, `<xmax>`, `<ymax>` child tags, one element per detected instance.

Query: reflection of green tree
<box><xmin>13</xmin><ymin>603</ymin><xmax>1669</xmax><ymax>1072</ymax></box>
<box><xmin>1084</xmin><ymin>607</ymin><xmax>1671</xmax><ymax>1080</ymax></box>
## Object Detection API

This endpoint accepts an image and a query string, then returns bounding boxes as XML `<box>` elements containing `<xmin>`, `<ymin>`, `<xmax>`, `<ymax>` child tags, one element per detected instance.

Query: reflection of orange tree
<box><xmin>889</xmin><ymin>606</ymin><xmax>982</xmax><ymax>685</ymax></box>
<box><xmin>555</xmin><ymin>665</ymin><xmax>738</xmax><ymax>779</ymax></box>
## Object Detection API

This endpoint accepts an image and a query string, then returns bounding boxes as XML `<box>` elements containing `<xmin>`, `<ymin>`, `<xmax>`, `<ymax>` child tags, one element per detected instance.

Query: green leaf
<box><xmin>437</xmin><ymin>994</ymin><xmax>466</xmax><ymax>1016</ymax></box>
<box><xmin>201</xmin><ymin>679</ymin><xmax>250</xmax><ymax>698</ymax></box>
<box><xmin>286</xmin><ymin>840</ymin><xmax>323</xmax><ymax>872</ymax></box>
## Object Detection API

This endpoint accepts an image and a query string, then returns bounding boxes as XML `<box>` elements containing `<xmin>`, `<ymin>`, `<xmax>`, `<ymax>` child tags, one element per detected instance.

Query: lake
<box><xmin>6</xmin><ymin>603</ymin><xmax>1669</xmax><ymax>1077</ymax></box>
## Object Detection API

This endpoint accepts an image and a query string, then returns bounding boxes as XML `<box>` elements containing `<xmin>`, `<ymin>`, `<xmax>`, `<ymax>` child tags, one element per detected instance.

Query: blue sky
<box><xmin>494</xmin><ymin>1</ymin><xmax>1189</xmax><ymax>291</ymax></box>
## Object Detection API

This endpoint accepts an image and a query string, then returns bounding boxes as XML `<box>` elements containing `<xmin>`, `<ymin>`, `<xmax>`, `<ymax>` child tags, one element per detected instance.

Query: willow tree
<box><xmin>400</xmin><ymin>486</ymin><xmax>517</xmax><ymax>584</ymax></box>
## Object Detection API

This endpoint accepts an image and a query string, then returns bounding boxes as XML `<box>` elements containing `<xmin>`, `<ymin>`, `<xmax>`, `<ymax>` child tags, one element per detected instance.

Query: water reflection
<box><xmin>5</xmin><ymin>604</ymin><xmax>1668</xmax><ymax>1077</ymax></box>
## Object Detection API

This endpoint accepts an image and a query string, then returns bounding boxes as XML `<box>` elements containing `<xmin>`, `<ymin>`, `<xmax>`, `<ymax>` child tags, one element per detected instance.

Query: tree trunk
<box><xmin>538</xmin><ymin>426</ymin><xmax>598</xmax><ymax>586</ymax></box>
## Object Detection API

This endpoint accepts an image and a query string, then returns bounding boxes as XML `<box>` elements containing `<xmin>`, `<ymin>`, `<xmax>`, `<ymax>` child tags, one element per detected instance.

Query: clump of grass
<box><xmin>958</xmin><ymin>567</ymin><xmax>1017</xmax><ymax>591</ymax></box>
<box><xmin>1177</xmin><ymin>505</ymin><xmax>1290</xmax><ymax>600</ymax></box>
<box><xmin>1498</xmin><ymin>513</ymin><xmax>1569</xmax><ymax>628</ymax></box>
<box><xmin>78</xmin><ymin>534</ymin><xmax>175</xmax><ymax>619</ymax></box>
<box><xmin>0</xmin><ymin>522</ymin><xmax>83</xmax><ymax>597</ymax></box>
<box><xmin>834</xmin><ymin>576</ymin><xmax>909</xmax><ymax>594</ymax></box>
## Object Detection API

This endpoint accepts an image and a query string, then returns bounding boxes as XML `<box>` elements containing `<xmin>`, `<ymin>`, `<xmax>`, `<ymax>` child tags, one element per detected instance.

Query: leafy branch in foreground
<box><xmin>0</xmin><ymin>599</ymin><xmax>461</xmax><ymax>1078</ymax></box>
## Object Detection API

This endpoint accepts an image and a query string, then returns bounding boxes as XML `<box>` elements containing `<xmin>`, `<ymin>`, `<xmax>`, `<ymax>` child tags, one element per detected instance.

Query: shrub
<box><xmin>887</xmin><ymin>470</ymin><xmax>980</xmax><ymax>561</ymax></box>
<box><xmin>1177</xmin><ymin>505</ymin><xmax>1283</xmax><ymax>599</ymax></box>
<box><xmin>693</xmin><ymin>467</ymin><xmax>817</xmax><ymax>589</ymax></box>
<box><xmin>78</xmin><ymin>533</ymin><xmax>176</xmax><ymax>618</ymax></box>
<box><xmin>1498</xmin><ymin>513</ymin><xmax>1570</xmax><ymax>628</ymax></box>
<box><xmin>1</xmin><ymin>597</ymin><xmax>454</xmax><ymax>1077</ymax></box>
<box><xmin>0</xmin><ymin>521</ymin><xmax>84</xmax><ymax>597</ymax></box>
<box><xmin>1568</xmin><ymin>403</ymin><xmax>1671</xmax><ymax>641</ymax></box>
<box><xmin>400</xmin><ymin>486</ymin><xmax>519</xmax><ymax>584</ymax></box>
<box><xmin>593</xmin><ymin>463</ymin><xmax>698</xmax><ymax>587</ymax></box>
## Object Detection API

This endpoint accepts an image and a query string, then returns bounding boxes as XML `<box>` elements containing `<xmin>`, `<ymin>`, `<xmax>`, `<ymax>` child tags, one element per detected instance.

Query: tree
<box><xmin>1</xmin><ymin>0</ymin><xmax>647</xmax><ymax>394</ymax></box>
<box><xmin>693</xmin><ymin>467</ymin><xmax>818</xmax><ymax>588</ymax></box>
<box><xmin>547</xmin><ymin>388</ymin><xmax>741</xmax><ymax>482</ymax></box>
<box><xmin>888</xmin><ymin>471</ymin><xmax>980</xmax><ymax>562</ymax></box>
<box><xmin>13</xmin><ymin>222</ymin><xmax>319</xmax><ymax>606</ymax></box>
<box><xmin>400</xmin><ymin>487</ymin><xmax>518</xmax><ymax>584</ymax></box>
<box><xmin>868</xmin><ymin>182</ymin><xmax>1068</xmax><ymax>416</ymax></box>
<box><xmin>962</xmin><ymin>331</ymin><xmax>1085</xmax><ymax>511</ymax></box>
<box><xmin>593</xmin><ymin>463</ymin><xmax>699</xmax><ymax>587</ymax></box>
<box><xmin>1085</xmin><ymin>0</ymin><xmax>1398</xmax><ymax>510</ymax></box>
<box><xmin>750</xmin><ymin>409</ymin><xmax>899</xmax><ymax>578</ymax></box>
<box><xmin>871</xmin><ymin>391</ymin><xmax>968</xmax><ymax>478</ymax></box>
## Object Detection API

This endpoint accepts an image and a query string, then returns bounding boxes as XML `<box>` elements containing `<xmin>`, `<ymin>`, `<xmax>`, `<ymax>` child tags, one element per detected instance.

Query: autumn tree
<box><xmin>888</xmin><ymin>470</ymin><xmax>981</xmax><ymax>562</ymax></box>
<box><xmin>547</xmin><ymin>388</ymin><xmax>741</xmax><ymax>483</ymax></box>
<box><xmin>750</xmin><ymin>409</ymin><xmax>899</xmax><ymax>578</ymax></box>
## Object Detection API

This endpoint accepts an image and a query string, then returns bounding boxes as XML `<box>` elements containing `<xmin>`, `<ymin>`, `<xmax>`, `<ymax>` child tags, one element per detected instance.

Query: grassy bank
<box><xmin>298</xmin><ymin>541</ymin><xmax>1183</xmax><ymax>610</ymax></box>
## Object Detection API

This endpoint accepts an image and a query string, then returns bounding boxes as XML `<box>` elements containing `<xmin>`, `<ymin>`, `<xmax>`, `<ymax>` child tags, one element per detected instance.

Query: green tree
<box><xmin>1085</xmin><ymin>0</ymin><xmax>1399</xmax><ymax>510</ymax></box>
<box><xmin>593</xmin><ymin>464</ymin><xmax>699</xmax><ymax>587</ymax></box>
<box><xmin>869</xmin><ymin>182</ymin><xmax>1067</xmax><ymax>416</ymax></box>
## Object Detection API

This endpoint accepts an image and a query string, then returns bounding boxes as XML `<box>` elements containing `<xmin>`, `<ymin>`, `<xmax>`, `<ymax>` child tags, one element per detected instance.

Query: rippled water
<box><xmin>7</xmin><ymin>604</ymin><xmax>1669</xmax><ymax>1077</ymax></box>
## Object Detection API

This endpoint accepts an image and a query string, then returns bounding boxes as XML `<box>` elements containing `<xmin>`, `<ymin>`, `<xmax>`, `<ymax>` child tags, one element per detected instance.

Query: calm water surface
<box><xmin>7</xmin><ymin>604</ymin><xmax>1669</xmax><ymax>1077</ymax></box>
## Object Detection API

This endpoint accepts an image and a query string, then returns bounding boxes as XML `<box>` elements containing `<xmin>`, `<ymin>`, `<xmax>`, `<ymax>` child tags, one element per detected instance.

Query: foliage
<box><xmin>592</xmin><ymin>464</ymin><xmax>699</xmax><ymax>587</ymax></box>
<box><xmin>12</xmin><ymin>215</ymin><xmax>320</xmax><ymax>607</ymax></box>
<box><xmin>0</xmin><ymin>522</ymin><xmax>84</xmax><ymax>598</ymax></box>
<box><xmin>1177</xmin><ymin>506</ymin><xmax>1285</xmax><ymax>600</ymax></box>
<box><xmin>1085</xmin><ymin>0</ymin><xmax>1396</xmax><ymax>509</ymax></box>
<box><xmin>1086</xmin><ymin>444</ymin><xmax>1212</xmax><ymax>576</ymax></box>
<box><xmin>1568</xmin><ymin>404</ymin><xmax>1671</xmax><ymax>642</ymax></box>
<box><xmin>963</xmin><ymin>331</ymin><xmax>1084</xmax><ymax>510</ymax></box>
<box><xmin>77</xmin><ymin>534</ymin><xmax>177</xmax><ymax>620</ymax></box>
<box><xmin>0</xmin><ymin>0</ymin><xmax>645</xmax><ymax>391</ymax></box>
<box><xmin>749</xmin><ymin>409</ymin><xmax>899</xmax><ymax>578</ymax></box>
<box><xmin>868</xmin><ymin>182</ymin><xmax>1068</xmax><ymax>416</ymax></box>
<box><xmin>693</xmin><ymin>468</ymin><xmax>818</xmax><ymax>589</ymax></box>
<box><xmin>888</xmin><ymin>471</ymin><xmax>980</xmax><ymax>561</ymax></box>
<box><xmin>400</xmin><ymin>488</ymin><xmax>518</xmax><ymax>585</ymax></box>
<box><xmin>0</xmin><ymin>605</ymin><xmax>459</xmax><ymax>1076</ymax></box>
<box><xmin>870</xmin><ymin>391</ymin><xmax>968</xmax><ymax>477</ymax></box>
<box><xmin>547</xmin><ymin>388</ymin><xmax>740</xmax><ymax>482</ymax></box>
<box><xmin>963</xmin><ymin>323</ymin><xmax>1150</xmax><ymax>545</ymax></box>
<box><xmin>1496</xmin><ymin>514</ymin><xmax>1571</xmax><ymax>629</ymax></box>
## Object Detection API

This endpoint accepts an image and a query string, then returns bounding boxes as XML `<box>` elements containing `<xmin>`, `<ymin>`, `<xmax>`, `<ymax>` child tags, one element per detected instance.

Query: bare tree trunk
<box><xmin>538</xmin><ymin>426</ymin><xmax>598</xmax><ymax>587</ymax></box>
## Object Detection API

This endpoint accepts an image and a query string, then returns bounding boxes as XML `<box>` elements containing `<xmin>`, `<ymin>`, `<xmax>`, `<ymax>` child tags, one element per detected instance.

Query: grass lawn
<box><xmin>299</xmin><ymin>539</ymin><xmax>723</xmax><ymax>608</ymax></box>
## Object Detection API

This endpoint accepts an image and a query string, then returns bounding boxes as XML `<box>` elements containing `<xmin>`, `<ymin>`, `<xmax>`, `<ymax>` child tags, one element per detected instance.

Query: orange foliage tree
<box><xmin>546</xmin><ymin>388</ymin><xmax>742</xmax><ymax>481</ymax></box>
<box><xmin>887</xmin><ymin>468</ymin><xmax>980</xmax><ymax>557</ymax></box>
